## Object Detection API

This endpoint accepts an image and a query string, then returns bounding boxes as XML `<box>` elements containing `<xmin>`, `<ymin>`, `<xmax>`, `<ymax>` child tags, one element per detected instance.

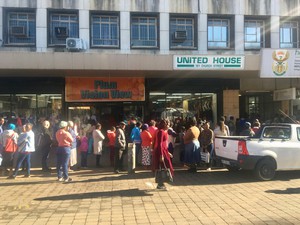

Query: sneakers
<box><xmin>24</xmin><ymin>174</ymin><xmax>31</xmax><ymax>178</ymax></box>
<box><xmin>57</xmin><ymin>177</ymin><xmax>64</xmax><ymax>182</ymax></box>
<box><xmin>157</xmin><ymin>185</ymin><xmax>166</xmax><ymax>190</ymax></box>
<box><xmin>64</xmin><ymin>177</ymin><xmax>73</xmax><ymax>182</ymax></box>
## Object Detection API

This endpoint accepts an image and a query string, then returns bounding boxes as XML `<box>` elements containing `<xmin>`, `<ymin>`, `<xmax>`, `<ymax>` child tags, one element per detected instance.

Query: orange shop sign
<box><xmin>65</xmin><ymin>77</ymin><xmax>145</xmax><ymax>102</ymax></box>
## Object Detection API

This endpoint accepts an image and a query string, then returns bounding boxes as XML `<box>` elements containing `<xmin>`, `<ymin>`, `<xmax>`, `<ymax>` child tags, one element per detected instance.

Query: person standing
<box><xmin>183</xmin><ymin>119</ymin><xmax>201</xmax><ymax>173</ymax></box>
<box><xmin>130</xmin><ymin>122</ymin><xmax>142</xmax><ymax>166</ymax></box>
<box><xmin>68</xmin><ymin>121</ymin><xmax>78</xmax><ymax>170</ymax></box>
<box><xmin>114</xmin><ymin>122</ymin><xmax>126</xmax><ymax>173</ymax></box>
<box><xmin>199</xmin><ymin>121</ymin><xmax>214</xmax><ymax>171</ymax></box>
<box><xmin>38</xmin><ymin>120</ymin><xmax>52</xmax><ymax>172</ymax></box>
<box><xmin>10</xmin><ymin>123</ymin><xmax>35</xmax><ymax>178</ymax></box>
<box><xmin>140</xmin><ymin>124</ymin><xmax>152</xmax><ymax>170</ymax></box>
<box><xmin>0</xmin><ymin>117</ymin><xmax>4</xmax><ymax>134</ymax></box>
<box><xmin>56</xmin><ymin>121</ymin><xmax>73</xmax><ymax>182</ymax></box>
<box><xmin>0</xmin><ymin>123</ymin><xmax>18</xmax><ymax>177</ymax></box>
<box><xmin>153</xmin><ymin>119</ymin><xmax>174</xmax><ymax>190</ymax></box>
<box><xmin>92</xmin><ymin>123</ymin><xmax>105</xmax><ymax>167</ymax></box>
<box><xmin>79</xmin><ymin>130</ymin><xmax>88</xmax><ymax>168</ymax></box>
<box><xmin>107</xmin><ymin>126</ymin><xmax>116</xmax><ymax>167</ymax></box>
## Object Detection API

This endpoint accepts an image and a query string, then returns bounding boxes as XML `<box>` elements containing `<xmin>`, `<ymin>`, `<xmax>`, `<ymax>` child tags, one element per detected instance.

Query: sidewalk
<box><xmin>1</xmin><ymin>167</ymin><xmax>300</xmax><ymax>224</ymax></box>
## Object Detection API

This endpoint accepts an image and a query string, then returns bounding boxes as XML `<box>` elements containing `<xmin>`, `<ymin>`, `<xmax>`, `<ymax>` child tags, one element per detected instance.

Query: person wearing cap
<box><xmin>10</xmin><ymin>123</ymin><xmax>35</xmax><ymax>179</ymax></box>
<box><xmin>240</xmin><ymin>122</ymin><xmax>255</xmax><ymax>137</ymax></box>
<box><xmin>140</xmin><ymin>123</ymin><xmax>152</xmax><ymax>170</ymax></box>
<box><xmin>0</xmin><ymin>123</ymin><xmax>18</xmax><ymax>177</ymax></box>
<box><xmin>56</xmin><ymin>121</ymin><xmax>73</xmax><ymax>182</ymax></box>
<box><xmin>114</xmin><ymin>121</ymin><xmax>126</xmax><ymax>173</ymax></box>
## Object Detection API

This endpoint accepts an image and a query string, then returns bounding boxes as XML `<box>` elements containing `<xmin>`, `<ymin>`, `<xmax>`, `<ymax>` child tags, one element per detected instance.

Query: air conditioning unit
<box><xmin>66</xmin><ymin>38</ymin><xmax>86</xmax><ymax>51</ymax></box>
<box><xmin>10</xmin><ymin>26</ymin><xmax>27</xmax><ymax>36</ymax></box>
<box><xmin>174</xmin><ymin>30</ymin><xmax>187</xmax><ymax>41</ymax></box>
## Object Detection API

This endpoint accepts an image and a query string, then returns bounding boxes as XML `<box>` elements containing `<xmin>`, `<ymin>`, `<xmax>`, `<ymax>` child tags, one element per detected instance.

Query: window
<box><xmin>4</xmin><ymin>9</ymin><xmax>36</xmax><ymax>46</ymax></box>
<box><xmin>91</xmin><ymin>13</ymin><xmax>120</xmax><ymax>48</ymax></box>
<box><xmin>244</xmin><ymin>20</ymin><xmax>265</xmax><ymax>50</ymax></box>
<box><xmin>247</xmin><ymin>96</ymin><xmax>260</xmax><ymax>117</ymax></box>
<box><xmin>170</xmin><ymin>15</ymin><xmax>197</xmax><ymax>49</ymax></box>
<box><xmin>48</xmin><ymin>10</ymin><xmax>79</xmax><ymax>46</ymax></box>
<box><xmin>208</xmin><ymin>17</ymin><xmax>232</xmax><ymax>49</ymax></box>
<box><xmin>280</xmin><ymin>20</ymin><xmax>299</xmax><ymax>48</ymax></box>
<box><xmin>131</xmin><ymin>14</ymin><xmax>159</xmax><ymax>48</ymax></box>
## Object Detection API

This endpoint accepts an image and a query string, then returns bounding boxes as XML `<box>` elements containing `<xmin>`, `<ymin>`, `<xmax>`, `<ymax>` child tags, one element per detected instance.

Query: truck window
<box><xmin>297</xmin><ymin>128</ymin><xmax>300</xmax><ymax>141</ymax></box>
<box><xmin>263</xmin><ymin>127</ymin><xmax>290</xmax><ymax>139</ymax></box>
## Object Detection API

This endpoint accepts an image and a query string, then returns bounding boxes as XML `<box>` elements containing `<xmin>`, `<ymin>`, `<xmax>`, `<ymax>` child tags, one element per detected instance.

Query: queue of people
<box><xmin>0</xmin><ymin>114</ymin><xmax>264</xmax><ymax>190</ymax></box>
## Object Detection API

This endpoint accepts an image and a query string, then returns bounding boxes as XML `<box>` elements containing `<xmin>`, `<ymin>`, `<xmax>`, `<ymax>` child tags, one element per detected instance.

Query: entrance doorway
<box><xmin>67</xmin><ymin>103</ymin><xmax>144</xmax><ymax>131</ymax></box>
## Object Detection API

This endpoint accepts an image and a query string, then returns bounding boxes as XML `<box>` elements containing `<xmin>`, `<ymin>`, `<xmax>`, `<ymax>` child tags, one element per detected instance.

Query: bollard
<box><xmin>127</xmin><ymin>143</ymin><xmax>136</xmax><ymax>173</ymax></box>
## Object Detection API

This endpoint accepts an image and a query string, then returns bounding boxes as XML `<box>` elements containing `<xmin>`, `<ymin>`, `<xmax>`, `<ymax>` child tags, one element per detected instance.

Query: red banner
<box><xmin>65</xmin><ymin>77</ymin><xmax>145</xmax><ymax>102</ymax></box>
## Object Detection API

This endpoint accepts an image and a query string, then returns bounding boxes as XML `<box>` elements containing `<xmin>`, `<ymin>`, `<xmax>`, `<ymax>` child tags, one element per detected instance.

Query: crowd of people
<box><xmin>0</xmin><ymin>112</ymin><xmax>289</xmax><ymax>189</ymax></box>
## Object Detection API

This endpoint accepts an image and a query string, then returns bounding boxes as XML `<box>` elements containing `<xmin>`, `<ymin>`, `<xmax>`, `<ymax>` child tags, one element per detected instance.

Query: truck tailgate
<box><xmin>214</xmin><ymin>137</ymin><xmax>242</xmax><ymax>161</ymax></box>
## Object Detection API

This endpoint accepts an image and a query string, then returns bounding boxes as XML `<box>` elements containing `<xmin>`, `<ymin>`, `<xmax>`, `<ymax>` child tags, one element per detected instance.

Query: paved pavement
<box><xmin>1</xmin><ymin>166</ymin><xmax>300</xmax><ymax>225</ymax></box>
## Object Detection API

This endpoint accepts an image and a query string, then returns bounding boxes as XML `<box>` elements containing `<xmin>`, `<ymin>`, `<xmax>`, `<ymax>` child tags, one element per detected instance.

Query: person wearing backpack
<box><xmin>9</xmin><ymin>123</ymin><xmax>35</xmax><ymax>179</ymax></box>
<box><xmin>0</xmin><ymin>123</ymin><xmax>19</xmax><ymax>177</ymax></box>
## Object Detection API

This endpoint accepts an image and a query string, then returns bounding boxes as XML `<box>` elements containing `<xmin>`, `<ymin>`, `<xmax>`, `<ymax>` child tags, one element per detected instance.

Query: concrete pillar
<box><xmin>160</xmin><ymin>12</ymin><xmax>169</xmax><ymax>55</ymax></box>
<box><xmin>36</xmin><ymin>8</ymin><xmax>47</xmax><ymax>52</ymax></box>
<box><xmin>120</xmin><ymin>11</ymin><xmax>130</xmax><ymax>53</ymax></box>
<box><xmin>235</xmin><ymin>15</ymin><xmax>244</xmax><ymax>54</ymax></box>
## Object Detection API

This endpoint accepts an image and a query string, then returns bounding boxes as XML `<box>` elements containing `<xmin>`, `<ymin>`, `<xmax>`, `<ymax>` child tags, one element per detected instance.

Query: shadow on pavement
<box><xmin>266</xmin><ymin>187</ymin><xmax>300</xmax><ymax>194</ymax></box>
<box><xmin>34</xmin><ymin>188</ymin><xmax>153</xmax><ymax>201</ymax></box>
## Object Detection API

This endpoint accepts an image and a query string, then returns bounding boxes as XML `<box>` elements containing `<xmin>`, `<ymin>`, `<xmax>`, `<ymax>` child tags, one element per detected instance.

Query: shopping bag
<box><xmin>201</xmin><ymin>151</ymin><xmax>210</xmax><ymax>163</ymax></box>
<box><xmin>155</xmin><ymin>167</ymin><xmax>173</xmax><ymax>183</ymax></box>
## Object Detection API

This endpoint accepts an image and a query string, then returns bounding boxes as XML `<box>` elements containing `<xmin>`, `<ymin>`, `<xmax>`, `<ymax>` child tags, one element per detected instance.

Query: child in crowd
<box><xmin>79</xmin><ymin>130</ymin><xmax>88</xmax><ymax>168</ymax></box>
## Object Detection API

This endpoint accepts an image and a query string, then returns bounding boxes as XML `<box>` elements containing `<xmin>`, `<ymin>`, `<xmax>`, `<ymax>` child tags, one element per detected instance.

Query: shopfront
<box><xmin>65</xmin><ymin>77</ymin><xmax>145</xmax><ymax>130</ymax></box>
<box><xmin>0</xmin><ymin>77</ymin><xmax>64</xmax><ymax>127</ymax></box>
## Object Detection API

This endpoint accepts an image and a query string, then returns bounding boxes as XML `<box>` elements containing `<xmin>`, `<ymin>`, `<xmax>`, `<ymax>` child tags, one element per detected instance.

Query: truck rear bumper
<box><xmin>217</xmin><ymin>155</ymin><xmax>262</xmax><ymax>170</ymax></box>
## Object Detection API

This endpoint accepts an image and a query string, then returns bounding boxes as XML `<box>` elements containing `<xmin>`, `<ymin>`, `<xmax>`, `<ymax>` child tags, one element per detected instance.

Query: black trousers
<box><xmin>114</xmin><ymin>147</ymin><xmax>125</xmax><ymax>171</ymax></box>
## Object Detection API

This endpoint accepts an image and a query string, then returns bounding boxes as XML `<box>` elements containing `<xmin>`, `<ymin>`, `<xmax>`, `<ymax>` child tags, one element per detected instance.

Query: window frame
<box><xmin>47</xmin><ymin>9</ymin><xmax>79</xmax><ymax>47</ymax></box>
<box><xmin>244</xmin><ymin>19</ymin><xmax>265</xmax><ymax>50</ymax></box>
<box><xmin>280</xmin><ymin>17</ymin><xmax>300</xmax><ymax>49</ymax></box>
<box><xmin>90</xmin><ymin>11</ymin><xmax>120</xmax><ymax>49</ymax></box>
<box><xmin>130</xmin><ymin>13</ymin><xmax>160</xmax><ymax>49</ymax></box>
<box><xmin>169</xmin><ymin>14</ymin><xmax>197</xmax><ymax>50</ymax></box>
<box><xmin>207</xmin><ymin>16</ymin><xmax>234</xmax><ymax>50</ymax></box>
<box><xmin>3</xmin><ymin>8</ymin><xmax>36</xmax><ymax>47</ymax></box>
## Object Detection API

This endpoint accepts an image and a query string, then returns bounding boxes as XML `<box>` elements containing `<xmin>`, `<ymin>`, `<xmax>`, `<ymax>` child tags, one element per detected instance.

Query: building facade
<box><xmin>0</xmin><ymin>0</ymin><xmax>300</xmax><ymax>127</ymax></box>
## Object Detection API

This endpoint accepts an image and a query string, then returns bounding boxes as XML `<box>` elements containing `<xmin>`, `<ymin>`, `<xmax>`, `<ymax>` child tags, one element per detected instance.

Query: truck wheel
<box><xmin>255</xmin><ymin>159</ymin><xmax>276</xmax><ymax>181</ymax></box>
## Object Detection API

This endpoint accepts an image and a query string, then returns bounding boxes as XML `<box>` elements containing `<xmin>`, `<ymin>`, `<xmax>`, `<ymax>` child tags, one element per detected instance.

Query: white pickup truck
<box><xmin>214</xmin><ymin>123</ymin><xmax>300</xmax><ymax>180</ymax></box>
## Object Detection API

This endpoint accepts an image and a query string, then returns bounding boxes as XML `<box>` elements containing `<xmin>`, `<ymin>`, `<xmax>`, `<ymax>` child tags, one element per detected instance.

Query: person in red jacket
<box><xmin>107</xmin><ymin>126</ymin><xmax>116</xmax><ymax>167</ymax></box>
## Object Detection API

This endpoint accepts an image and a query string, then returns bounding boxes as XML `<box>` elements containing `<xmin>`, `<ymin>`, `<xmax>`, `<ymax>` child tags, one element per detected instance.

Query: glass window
<box><xmin>208</xmin><ymin>18</ymin><xmax>230</xmax><ymax>49</ymax></box>
<box><xmin>280</xmin><ymin>21</ymin><xmax>299</xmax><ymax>48</ymax></box>
<box><xmin>247</xmin><ymin>96</ymin><xmax>260</xmax><ymax>117</ymax></box>
<box><xmin>149</xmin><ymin>92</ymin><xmax>215</xmax><ymax>122</ymax></box>
<box><xmin>131</xmin><ymin>15</ymin><xmax>158</xmax><ymax>48</ymax></box>
<box><xmin>48</xmin><ymin>11</ymin><xmax>79</xmax><ymax>46</ymax></box>
<box><xmin>0</xmin><ymin>94</ymin><xmax>61</xmax><ymax>128</ymax></box>
<box><xmin>170</xmin><ymin>16</ymin><xmax>196</xmax><ymax>49</ymax></box>
<box><xmin>91</xmin><ymin>13</ymin><xmax>120</xmax><ymax>48</ymax></box>
<box><xmin>244</xmin><ymin>20</ymin><xmax>264</xmax><ymax>50</ymax></box>
<box><xmin>5</xmin><ymin>10</ymin><xmax>36</xmax><ymax>46</ymax></box>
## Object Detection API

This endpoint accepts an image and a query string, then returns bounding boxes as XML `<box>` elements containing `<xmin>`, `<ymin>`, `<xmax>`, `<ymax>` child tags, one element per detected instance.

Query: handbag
<box><xmin>201</xmin><ymin>151</ymin><xmax>210</xmax><ymax>163</ymax></box>
<box><xmin>155</xmin><ymin>160</ymin><xmax>173</xmax><ymax>183</ymax></box>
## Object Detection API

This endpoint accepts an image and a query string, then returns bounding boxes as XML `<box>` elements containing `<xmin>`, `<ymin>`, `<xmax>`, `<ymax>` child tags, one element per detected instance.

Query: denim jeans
<box><xmin>14</xmin><ymin>153</ymin><xmax>31</xmax><ymax>176</ymax></box>
<box><xmin>56</xmin><ymin>146</ymin><xmax>71</xmax><ymax>179</ymax></box>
